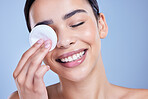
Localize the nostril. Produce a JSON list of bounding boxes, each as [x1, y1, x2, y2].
[[70, 42, 74, 45], [57, 39, 76, 49]]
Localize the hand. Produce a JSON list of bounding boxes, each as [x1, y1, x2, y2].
[[13, 39, 51, 99]]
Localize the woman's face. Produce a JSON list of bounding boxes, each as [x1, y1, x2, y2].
[[29, 0, 107, 82]]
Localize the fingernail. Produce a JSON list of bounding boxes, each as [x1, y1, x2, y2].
[[47, 65, 50, 68], [44, 40, 51, 48], [37, 39, 43, 44], [47, 65, 50, 70]]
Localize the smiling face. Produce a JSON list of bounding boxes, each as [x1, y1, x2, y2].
[[29, 0, 108, 82]]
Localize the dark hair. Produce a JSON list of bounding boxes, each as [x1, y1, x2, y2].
[[24, 0, 100, 32]]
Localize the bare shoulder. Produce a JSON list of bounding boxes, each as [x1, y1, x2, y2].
[[8, 91, 19, 99], [126, 89, 148, 99], [111, 84, 148, 99]]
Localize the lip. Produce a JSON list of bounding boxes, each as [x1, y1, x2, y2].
[[58, 49, 87, 68], [56, 48, 87, 59]]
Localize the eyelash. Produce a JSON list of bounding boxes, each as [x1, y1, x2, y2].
[[70, 21, 85, 28]]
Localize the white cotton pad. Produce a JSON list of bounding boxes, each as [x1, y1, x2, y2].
[[29, 25, 57, 51]]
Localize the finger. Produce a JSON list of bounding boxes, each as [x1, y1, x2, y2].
[[14, 40, 48, 88], [33, 65, 50, 88], [23, 40, 52, 86], [13, 39, 44, 79]]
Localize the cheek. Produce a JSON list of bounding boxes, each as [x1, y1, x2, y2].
[[43, 52, 61, 74], [79, 20, 101, 62], [77, 20, 100, 46], [43, 53, 53, 66]]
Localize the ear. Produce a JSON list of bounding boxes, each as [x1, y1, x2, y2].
[[98, 13, 108, 39]]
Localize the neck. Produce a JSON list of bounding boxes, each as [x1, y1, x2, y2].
[[58, 54, 111, 99]]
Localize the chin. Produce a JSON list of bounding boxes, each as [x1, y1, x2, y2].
[[57, 62, 94, 83]]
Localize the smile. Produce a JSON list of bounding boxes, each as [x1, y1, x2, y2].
[[56, 49, 88, 68]]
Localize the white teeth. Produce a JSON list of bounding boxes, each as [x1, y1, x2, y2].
[[61, 58, 65, 62], [80, 52, 83, 57], [68, 56, 73, 62], [82, 51, 84, 55], [77, 53, 80, 58], [73, 55, 77, 60], [65, 58, 68, 62], [60, 51, 85, 63]]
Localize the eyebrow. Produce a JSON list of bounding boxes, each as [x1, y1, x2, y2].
[[34, 20, 53, 27], [63, 9, 87, 20], [34, 9, 87, 27]]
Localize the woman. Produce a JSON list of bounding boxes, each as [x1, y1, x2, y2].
[[9, 0, 148, 99]]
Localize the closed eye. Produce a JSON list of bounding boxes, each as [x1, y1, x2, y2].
[[70, 22, 85, 28]]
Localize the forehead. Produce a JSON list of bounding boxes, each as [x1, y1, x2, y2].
[[29, 0, 94, 27], [30, 0, 92, 17], [31, 0, 89, 8]]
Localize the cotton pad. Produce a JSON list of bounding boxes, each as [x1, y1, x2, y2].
[[29, 25, 57, 51]]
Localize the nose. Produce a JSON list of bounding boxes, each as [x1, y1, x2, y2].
[[56, 29, 76, 49]]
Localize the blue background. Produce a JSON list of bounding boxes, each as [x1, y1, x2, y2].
[[0, 0, 148, 99]]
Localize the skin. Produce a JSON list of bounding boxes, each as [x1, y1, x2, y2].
[[9, 0, 148, 99]]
